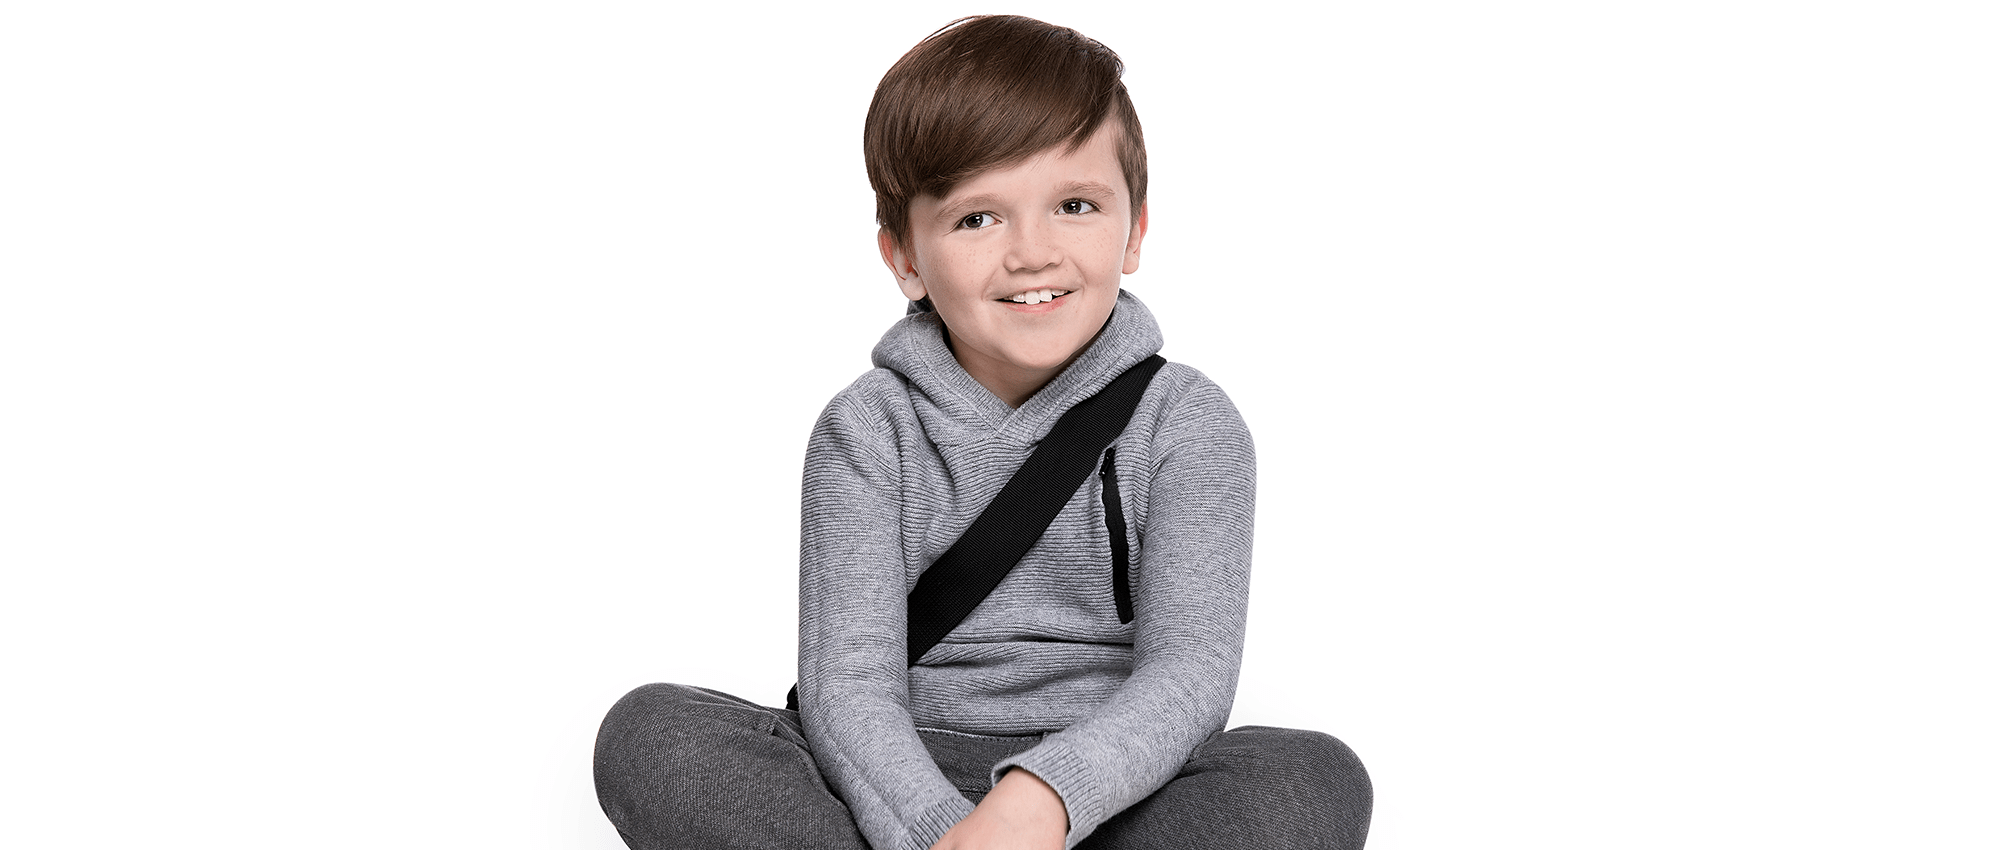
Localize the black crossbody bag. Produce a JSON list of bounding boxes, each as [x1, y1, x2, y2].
[[787, 354, 1166, 712]]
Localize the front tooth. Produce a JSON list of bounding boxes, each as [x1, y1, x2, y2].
[[1013, 293, 1029, 303]]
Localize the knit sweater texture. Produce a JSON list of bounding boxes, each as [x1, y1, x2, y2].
[[796, 291, 1255, 850]]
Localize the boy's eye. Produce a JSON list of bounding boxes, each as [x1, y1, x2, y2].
[[1058, 199, 1098, 215], [959, 212, 995, 229]]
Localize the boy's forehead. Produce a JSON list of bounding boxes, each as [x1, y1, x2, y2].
[[926, 126, 1129, 204]]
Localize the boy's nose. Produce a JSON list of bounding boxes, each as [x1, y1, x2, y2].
[[1003, 219, 1060, 273]]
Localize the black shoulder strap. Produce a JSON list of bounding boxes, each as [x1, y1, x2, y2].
[[904, 354, 1167, 665], [787, 354, 1167, 712]]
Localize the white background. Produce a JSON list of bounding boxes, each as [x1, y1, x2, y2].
[[4, 2, 1995, 847]]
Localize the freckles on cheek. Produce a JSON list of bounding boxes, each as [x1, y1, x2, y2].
[[1096, 237, 1127, 275], [1099, 231, 1130, 261]]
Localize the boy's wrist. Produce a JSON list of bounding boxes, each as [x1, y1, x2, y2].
[[927, 768, 1067, 850], [989, 767, 1069, 832]]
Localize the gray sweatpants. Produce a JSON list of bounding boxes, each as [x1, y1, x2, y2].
[[594, 683, 1372, 850]]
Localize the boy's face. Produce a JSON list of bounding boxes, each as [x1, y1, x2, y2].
[[879, 123, 1148, 407]]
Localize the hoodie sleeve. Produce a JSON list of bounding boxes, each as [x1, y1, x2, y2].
[[990, 376, 1255, 848], [797, 391, 976, 850]]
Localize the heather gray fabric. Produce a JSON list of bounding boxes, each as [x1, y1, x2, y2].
[[595, 684, 870, 850], [797, 291, 1259, 849], [594, 683, 1372, 850]]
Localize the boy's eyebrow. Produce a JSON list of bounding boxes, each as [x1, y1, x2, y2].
[[1053, 180, 1119, 201], [933, 181, 1122, 226]]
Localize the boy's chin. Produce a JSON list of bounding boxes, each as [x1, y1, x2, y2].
[[1007, 342, 1095, 375]]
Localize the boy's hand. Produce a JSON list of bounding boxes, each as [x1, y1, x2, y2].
[[929, 768, 1068, 850]]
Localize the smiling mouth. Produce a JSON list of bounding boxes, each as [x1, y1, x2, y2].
[[1000, 288, 1071, 305]]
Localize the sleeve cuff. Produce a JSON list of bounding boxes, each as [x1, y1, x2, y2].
[[992, 741, 1106, 849], [899, 795, 976, 850]]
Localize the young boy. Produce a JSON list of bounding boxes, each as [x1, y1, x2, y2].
[[595, 15, 1371, 850]]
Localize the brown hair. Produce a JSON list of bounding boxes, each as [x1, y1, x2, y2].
[[865, 15, 1148, 249]]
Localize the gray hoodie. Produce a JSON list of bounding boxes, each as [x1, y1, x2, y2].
[[796, 290, 1255, 850]]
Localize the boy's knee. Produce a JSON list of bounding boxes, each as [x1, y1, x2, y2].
[[1211, 726, 1365, 779], [600, 682, 760, 744], [1279, 728, 1369, 792], [601, 683, 686, 746], [1300, 730, 1372, 819], [607, 682, 698, 721], [595, 684, 770, 830], [596, 684, 725, 779], [1204, 726, 1373, 844]]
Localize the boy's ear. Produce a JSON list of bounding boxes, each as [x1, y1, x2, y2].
[[878, 228, 927, 302], [1122, 202, 1150, 275]]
